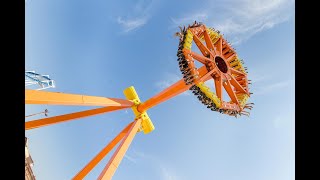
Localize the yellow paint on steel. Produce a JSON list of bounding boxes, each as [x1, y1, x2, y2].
[[123, 86, 155, 134], [196, 82, 221, 108], [200, 28, 220, 44], [183, 29, 193, 50]]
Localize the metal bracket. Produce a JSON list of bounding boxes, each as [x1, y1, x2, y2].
[[123, 86, 155, 134]]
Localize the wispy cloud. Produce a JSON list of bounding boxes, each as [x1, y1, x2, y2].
[[170, 13, 208, 28], [124, 154, 137, 164], [273, 112, 294, 129], [155, 73, 180, 89], [250, 74, 271, 84], [161, 167, 179, 180], [130, 150, 180, 180], [171, 0, 294, 44], [117, 0, 154, 33], [117, 17, 148, 33], [155, 72, 191, 96], [254, 80, 292, 95]]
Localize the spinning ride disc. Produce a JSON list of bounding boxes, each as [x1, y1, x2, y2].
[[176, 21, 253, 117]]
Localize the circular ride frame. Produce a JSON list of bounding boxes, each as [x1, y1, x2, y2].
[[176, 22, 252, 117]]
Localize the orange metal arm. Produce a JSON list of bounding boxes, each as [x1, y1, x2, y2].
[[203, 28, 215, 51], [192, 32, 212, 57], [72, 122, 134, 180], [137, 79, 191, 112], [98, 118, 142, 180], [223, 78, 239, 105], [25, 106, 129, 130], [215, 37, 223, 55], [25, 90, 134, 107], [137, 66, 209, 112], [189, 51, 210, 64], [228, 74, 248, 94], [230, 68, 245, 76]]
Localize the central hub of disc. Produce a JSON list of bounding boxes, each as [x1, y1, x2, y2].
[[215, 56, 228, 73]]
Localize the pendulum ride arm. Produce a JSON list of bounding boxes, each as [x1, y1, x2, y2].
[[137, 65, 211, 112], [26, 90, 134, 107], [25, 106, 129, 130], [25, 90, 134, 130], [72, 119, 142, 180], [97, 118, 142, 180], [72, 122, 134, 180]]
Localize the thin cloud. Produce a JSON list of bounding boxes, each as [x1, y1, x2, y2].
[[254, 80, 292, 95], [117, 0, 154, 33], [124, 154, 137, 164], [170, 13, 208, 28], [161, 166, 179, 180], [248, 69, 273, 84], [170, 0, 294, 44], [155, 73, 191, 96], [117, 17, 148, 33], [273, 112, 294, 129], [215, 0, 294, 44], [155, 73, 180, 89], [132, 149, 147, 158], [130, 150, 180, 180]]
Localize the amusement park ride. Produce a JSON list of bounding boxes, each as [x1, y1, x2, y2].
[[25, 22, 253, 180]]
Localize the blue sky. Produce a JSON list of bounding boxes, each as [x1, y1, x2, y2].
[[25, 0, 295, 179]]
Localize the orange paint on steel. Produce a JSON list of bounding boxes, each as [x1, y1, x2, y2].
[[189, 50, 213, 64], [182, 25, 251, 112], [228, 74, 247, 94], [25, 90, 134, 107], [98, 118, 142, 180], [72, 122, 134, 180], [138, 79, 191, 113], [223, 78, 239, 105], [214, 76, 222, 101], [192, 32, 213, 57], [137, 66, 210, 112], [25, 106, 130, 130], [203, 29, 215, 51]]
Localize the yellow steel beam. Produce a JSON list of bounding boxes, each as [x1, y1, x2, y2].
[[25, 106, 129, 130], [123, 86, 154, 134], [97, 118, 142, 180], [72, 122, 133, 180], [25, 90, 134, 107]]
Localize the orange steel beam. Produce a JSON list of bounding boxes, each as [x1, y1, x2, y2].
[[192, 33, 213, 57], [223, 78, 239, 105], [72, 122, 134, 180], [25, 106, 129, 130], [189, 50, 210, 64], [137, 66, 209, 112], [214, 76, 223, 101], [25, 90, 134, 107], [138, 79, 190, 112], [203, 28, 215, 52], [216, 37, 223, 55], [98, 118, 142, 180]]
